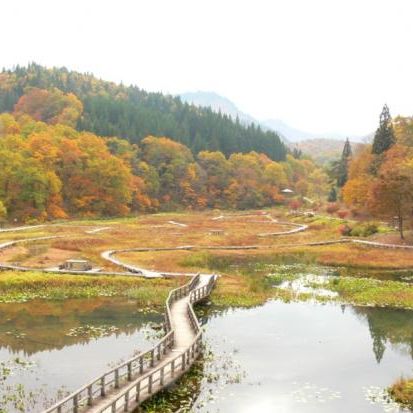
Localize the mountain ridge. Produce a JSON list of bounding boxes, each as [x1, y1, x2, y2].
[[180, 91, 368, 143]]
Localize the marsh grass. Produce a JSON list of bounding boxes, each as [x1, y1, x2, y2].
[[0, 271, 180, 307], [389, 378, 413, 408], [327, 277, 413, 309]]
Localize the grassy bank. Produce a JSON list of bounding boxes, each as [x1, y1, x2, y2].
[[0, 271, 181, 307]]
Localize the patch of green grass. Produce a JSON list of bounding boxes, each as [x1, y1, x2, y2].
[[0, 271, 178, 307], [326, 277, 413, 309]]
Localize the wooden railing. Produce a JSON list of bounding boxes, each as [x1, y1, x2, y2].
[[92, 275, 216, 413], [42, 273, 216, 413]]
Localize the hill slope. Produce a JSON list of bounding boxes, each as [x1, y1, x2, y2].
[[295, 138, 365, 164], [180, 91, 257, 126], [0, 64, 286, 161]]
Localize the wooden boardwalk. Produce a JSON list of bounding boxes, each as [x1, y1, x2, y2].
[[42, 273, 216, 413]]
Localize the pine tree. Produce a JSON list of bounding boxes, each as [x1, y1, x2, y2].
[[372, 104, 395, 155], [327, 186, 337, 202], [292, 147, 302, 159], [337, 138, 352, 187]]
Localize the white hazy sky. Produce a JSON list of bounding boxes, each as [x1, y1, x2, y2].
[[2, 0, 413, 136]]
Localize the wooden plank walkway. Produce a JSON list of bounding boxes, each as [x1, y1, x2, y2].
[[42, 273, 216, 413]]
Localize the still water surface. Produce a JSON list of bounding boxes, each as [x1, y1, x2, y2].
[[192, 301, 413, 413], [0, 297, 162, 412]]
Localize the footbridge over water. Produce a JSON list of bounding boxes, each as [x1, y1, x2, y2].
[[42, 273, 217, 413]]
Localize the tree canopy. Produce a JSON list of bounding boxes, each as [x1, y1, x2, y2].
[[0, 112, 326, 222], [0, 63, 287, 161]]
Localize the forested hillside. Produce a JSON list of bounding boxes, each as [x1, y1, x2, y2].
[[0, 64, 286, 161], [0, 110, 327, 222]]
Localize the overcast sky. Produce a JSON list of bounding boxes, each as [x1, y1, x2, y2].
[[2, 0, 413, 136]]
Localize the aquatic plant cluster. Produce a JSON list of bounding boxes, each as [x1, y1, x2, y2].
[[389, 379, 413, 410], [0, 358, 39, 413], [65, 325, 120, 338]]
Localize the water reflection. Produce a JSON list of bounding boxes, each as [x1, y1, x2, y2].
[[0, 297, 160, 355], [353, 306, 413, 363], [0, 297, 162, 412], [190, 301, 413, 412]]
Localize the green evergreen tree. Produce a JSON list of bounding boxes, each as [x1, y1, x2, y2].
[[337, 138, 352, 187], [292, 147, 302, 159], [372, 104, 395, 155], [327, 186, 337, 202]]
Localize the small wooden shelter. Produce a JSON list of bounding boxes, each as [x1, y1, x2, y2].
[[60, 259, 92, 271]]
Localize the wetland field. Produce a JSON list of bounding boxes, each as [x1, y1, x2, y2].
[[1, 209, 413, 412]]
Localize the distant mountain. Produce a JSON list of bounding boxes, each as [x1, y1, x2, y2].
[[179, 91, 290, 142], [263, 119, 368, 143], [179, 91, 371, 145], [180, 91, 257, 125]]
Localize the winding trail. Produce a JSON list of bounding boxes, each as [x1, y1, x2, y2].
[[43, 273, 217, 413]]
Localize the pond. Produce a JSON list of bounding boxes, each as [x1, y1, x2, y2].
[[191, 301, 413, 412], [0, 297, 162, 412], [2, 266, 413, 413]]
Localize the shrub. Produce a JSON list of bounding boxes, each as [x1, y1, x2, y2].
[[338, 224, 352, 236], [342, 222, 379, 237], [337, 210, 349, 219], [326, 203, 339, 214], [352, 223, 378, 237], [289, 200, 301, 211]]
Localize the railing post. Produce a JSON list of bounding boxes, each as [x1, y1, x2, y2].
[[148, 375, 153, 394], [111, 401, 116, 413], [115, 368, 120, 388], [101, 376, 106, 397], [181, 353, 185, 371], [160, 366, 164, 386], [73, 394, 79, 413], [151, 349, 155, 367], [127, 362, 132, 381], [139, 356, 144, 374], [157, 344, 161, 360], [87, 384, 93, 406], [171, 359, 175, 377], [124, 391, 129, 412], [135, 381, 140, 402]]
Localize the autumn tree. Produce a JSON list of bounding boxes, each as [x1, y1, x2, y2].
[[367, 145, 413, 239], [393, 116, 413, 147], [197, 151, 230, 208], [140, 136, 196, 208], [342, 145, 375, 211], [14, 87, 83, 127]]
